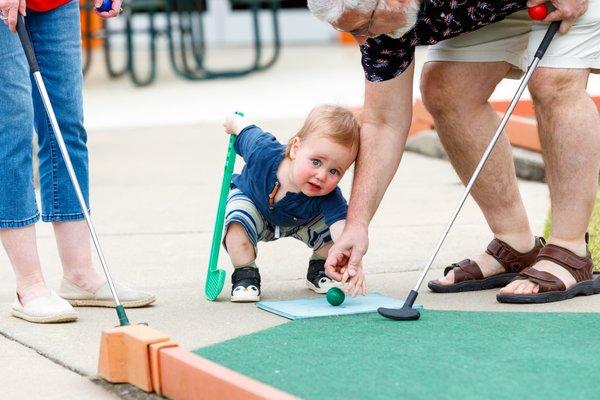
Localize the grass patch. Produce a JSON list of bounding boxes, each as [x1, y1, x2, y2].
[[544, 190, 600, 268]]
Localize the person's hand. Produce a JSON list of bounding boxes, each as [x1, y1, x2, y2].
[[223, 113, 247, 135], [0, 0, 25, 33], [93, 0, 124, 19], [342, 261, 367, 297], [527, 0, 588, 33], [324, 222, 368, 283]]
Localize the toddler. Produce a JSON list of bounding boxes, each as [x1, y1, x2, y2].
[[222, 105, 362, 302]]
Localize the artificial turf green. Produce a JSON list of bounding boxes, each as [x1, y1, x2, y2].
[[194, 310, 600, 400]]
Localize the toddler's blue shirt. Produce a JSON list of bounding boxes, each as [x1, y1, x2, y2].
[[231, 125, 348, 228]]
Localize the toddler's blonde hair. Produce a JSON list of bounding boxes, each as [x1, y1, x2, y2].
[[285, 105, 360, 158]]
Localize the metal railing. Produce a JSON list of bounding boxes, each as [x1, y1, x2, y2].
[[81, 0, 282, 86]]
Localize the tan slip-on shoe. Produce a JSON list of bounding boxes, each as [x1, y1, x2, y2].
[[58, 278, 156, 308], [11, 291, 78, 323]]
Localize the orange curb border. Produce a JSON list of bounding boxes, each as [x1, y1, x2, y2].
[[149, 340, 179, 396], [98, 324, 170, 392], [160, 347, 300, 400], [98, 324, 299, 400]]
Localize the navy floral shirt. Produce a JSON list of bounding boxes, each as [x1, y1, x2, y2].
[[361, 0, 528, 82]]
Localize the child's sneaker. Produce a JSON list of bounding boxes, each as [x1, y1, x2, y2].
[[231, 267, 261, 302], [306, 259, 338, 294]]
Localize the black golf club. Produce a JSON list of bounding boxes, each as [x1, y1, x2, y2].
[[15, 14, 130, 326], [378, 20, 561, 321]]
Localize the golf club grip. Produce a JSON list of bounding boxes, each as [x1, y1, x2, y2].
[[535, 21, 560, 59], [15, 15, 39, 73]]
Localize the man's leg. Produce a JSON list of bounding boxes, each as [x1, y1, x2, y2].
[[500, 68, 600, 295], [420, 61, 536, 284]]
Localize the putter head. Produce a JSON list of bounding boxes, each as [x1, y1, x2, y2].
[[377, 305, 420, 321], [377, 289, 421, 321], [204, 268, 226, 301]]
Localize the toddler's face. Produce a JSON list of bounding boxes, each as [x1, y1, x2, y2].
[[289, 135, 356, 197]]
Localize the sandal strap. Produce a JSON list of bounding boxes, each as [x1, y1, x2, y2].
[[536, 244, 593, 282], [444, 259, 483, 283], [515, 241, 594, 293], [485, 236, 545, 273], [518, 268, 566, 292]]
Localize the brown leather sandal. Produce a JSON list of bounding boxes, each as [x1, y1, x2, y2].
[[428, 237, 545, 293], [497, 237, 599, 304]]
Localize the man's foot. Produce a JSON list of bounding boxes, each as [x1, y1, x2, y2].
[[306, 259, 338, 294], [497, 238, 600, 303], [59, 278, 156, 308], [428, 237, 545, 293], [231, 267, 261, 302], [12, 290, 78, 324]]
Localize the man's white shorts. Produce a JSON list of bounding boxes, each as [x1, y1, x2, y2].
[[426, 1, 600, 77]]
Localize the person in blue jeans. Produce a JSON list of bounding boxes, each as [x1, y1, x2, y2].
[[0, 0, 155, 323], [222, 105, 365, 302]]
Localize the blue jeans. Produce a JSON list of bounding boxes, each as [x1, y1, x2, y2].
[[0, 0, 89, 228]]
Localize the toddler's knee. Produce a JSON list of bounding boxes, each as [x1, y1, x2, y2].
[[224, 223, 253, 252], [315, 243, 332, 258]]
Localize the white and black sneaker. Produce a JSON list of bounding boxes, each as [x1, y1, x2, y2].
[[306, 259, 338, 294], [231, 267, 261, 302]]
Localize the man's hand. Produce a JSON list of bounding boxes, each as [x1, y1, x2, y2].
[[94, 0, 123, 19], [527, 0, 588, 33], [342, 261, 367, 297], [1, 0, 25, 33], [324, 222, 368, 290]]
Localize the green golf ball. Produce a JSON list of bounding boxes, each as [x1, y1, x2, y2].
[[326, 287, 345, 306]]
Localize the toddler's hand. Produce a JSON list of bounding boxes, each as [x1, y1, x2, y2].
[[223, 113, 248, 135]]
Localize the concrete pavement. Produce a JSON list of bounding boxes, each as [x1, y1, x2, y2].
[[0, 121, 556, 397], [1, 43, 598, 398], [0, 334, 118, 400]]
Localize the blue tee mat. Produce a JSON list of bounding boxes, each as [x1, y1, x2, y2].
[[256, 292, 421, 319]]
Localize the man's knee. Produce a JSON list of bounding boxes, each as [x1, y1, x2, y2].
[[420, 62, 498, 116], [529, 68, 589, 108], [420, 63, 456, 115]]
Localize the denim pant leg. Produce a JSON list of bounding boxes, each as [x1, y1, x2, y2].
[[28, 0, 90, 222], [0, 21, 39, 228]]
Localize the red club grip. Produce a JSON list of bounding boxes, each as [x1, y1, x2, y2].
[[528, 4, 549, 20]]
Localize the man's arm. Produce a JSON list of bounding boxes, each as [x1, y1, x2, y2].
[[350, 61, 415, 227], [325, 61, 416, 279], [329, 219, 345, 242]]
